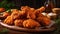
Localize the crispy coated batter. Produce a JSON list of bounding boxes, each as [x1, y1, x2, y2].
[[21, 6, 30, 11], [0, 8, 5, 12], [42, 16, 51, 26], [37, 14, 50, 26], [27, 8, 36, 19], [38, 6, 45, 12], [21, 6, 36, 19], [34, 6, 45, 16], [23, 19, 40, 28], [3, 6, 51, 28], [36, 14, 45, 22], [14, 19, 24, 27], [3, 12, 10, 18], [4, 16, 14, 25], [11, 10, 20, 19]]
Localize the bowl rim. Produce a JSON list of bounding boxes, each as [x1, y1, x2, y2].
[[52, 8, 60, 11]]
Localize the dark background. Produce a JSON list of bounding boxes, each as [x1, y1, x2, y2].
[[0, 0, 60, 8], [10, 0, 60, 8]]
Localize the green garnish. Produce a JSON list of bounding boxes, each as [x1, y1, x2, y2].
[[0, 28, 9, 34]]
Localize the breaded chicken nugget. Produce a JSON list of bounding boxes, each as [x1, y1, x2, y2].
[[14, 19, 24, 27], [4, 16, 14, 25], [23, 19, 41, 28]]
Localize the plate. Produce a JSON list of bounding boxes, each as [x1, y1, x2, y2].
[[0, 20, 56, 32]]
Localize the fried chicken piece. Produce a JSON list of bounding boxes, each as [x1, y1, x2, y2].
[[3, 12, 10, 18], [21, 6, 30, 11], [20, 6, 31, 19], [0, 8, 5, 12], [34, 6, 45, 16], [11, 10, 20, 19], [19, 11, 25, 15], [30, 8, 35, 12], [37, 14, 51, 26], [19, 11, 27, 16], [36, 14, 45, 22], [27, 11, 36, 19], [38, 6, 45, 12], [21, 6, 36, 19], [23, 19, 41, 28], [14, 19, 24, 27], [27, 8, 36, 19], [42, 16, 51, 26], [4, 16, 14, 25]]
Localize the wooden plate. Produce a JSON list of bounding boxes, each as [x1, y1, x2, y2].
[[0, 20, 56, 32]]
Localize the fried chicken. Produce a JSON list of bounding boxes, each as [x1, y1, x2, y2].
[[38, 6, 45, 12], [34, 6, 45, 16], [3, 12, 10, 18], [4, 16, 14, 25], [23, 19, 41, 28], [11, 10, 20, 19], [21, 6, 30, 11], [19, 11, 27, 19], [42, 16, 51, 26], [37, 14, 51, 26], [0, 8, 5, 12], [14, 19, 24, 27], [27, 8, 36, 19], [21, 6, 36, 19], [3, 6, 51, 29], [36, 14, 45, 22], [27, 11, 36, 19]]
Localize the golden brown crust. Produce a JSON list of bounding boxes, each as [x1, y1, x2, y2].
[[38, 6, 45, 12], [14, 19, 24, 27], [3, 12, 10, 18], [0, 8, 5, 12], [42, 16, 51, 26], [3, 6, 51, 28], [4, 16, 14, 25], [34, 6, 45, 16], [27, 11, 36, 19], [23, 19, 41, 28], [11, 10, 20, 19], [37, 14, 50, 26], [21, 6, 30, 11]]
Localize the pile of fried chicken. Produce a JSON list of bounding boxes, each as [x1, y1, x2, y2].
[[1, 6, 51, 29]]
